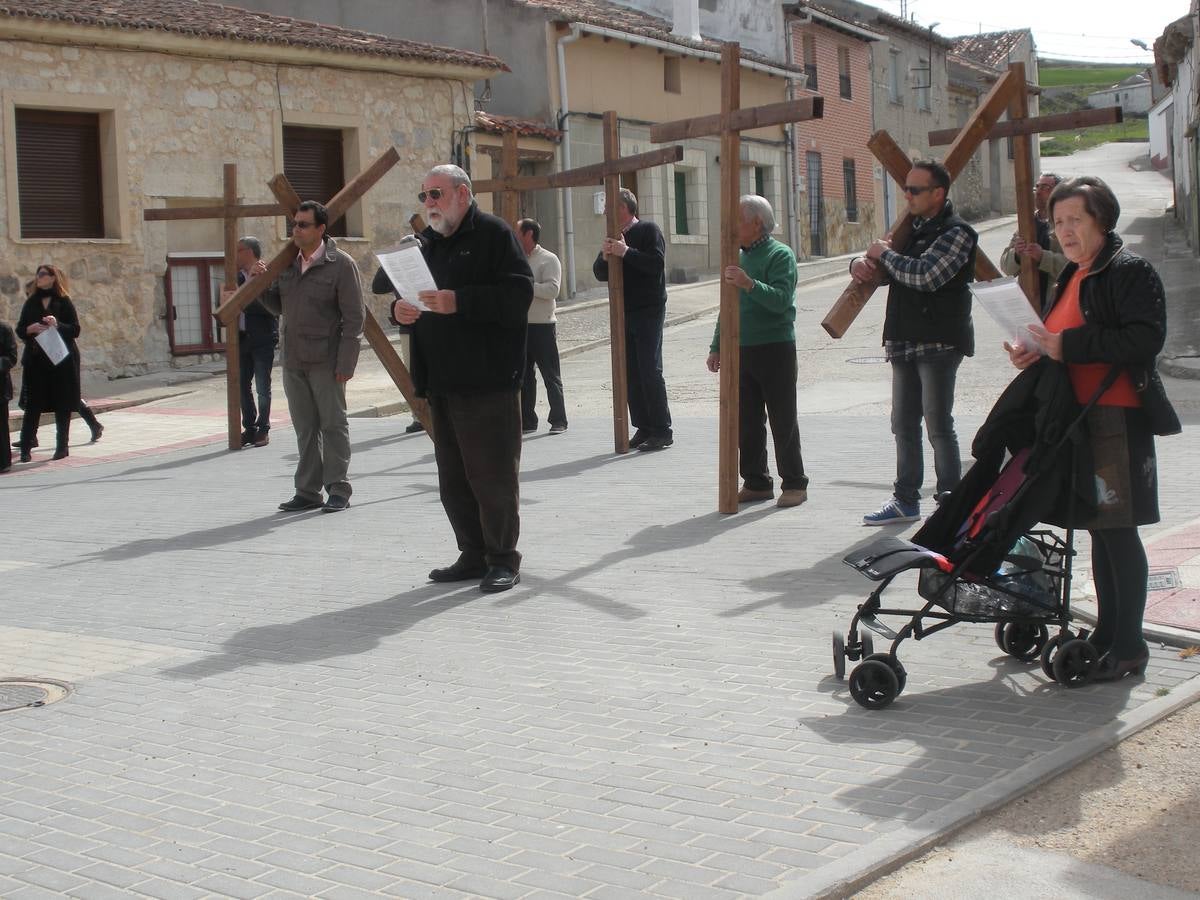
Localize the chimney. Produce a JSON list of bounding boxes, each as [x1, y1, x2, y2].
[[672, 0, 701, 42]]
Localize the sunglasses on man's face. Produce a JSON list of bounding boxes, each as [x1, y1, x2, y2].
[[293, 221, 317, 230], [902, 185, 934, 195], [418, 188, 447, 203]]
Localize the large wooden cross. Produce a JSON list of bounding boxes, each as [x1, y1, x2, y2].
[[823, 64, 1124, 335], [648, 42, 824, 514], [928, 63, 1122, 305], [821, 67, 1024, 338], [471, 119, 684, 453], [143, 164, 288, 449], [213, 147, 434, 438]]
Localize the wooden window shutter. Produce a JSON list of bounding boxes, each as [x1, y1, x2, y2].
[[282, 125, 347, 237], [16, 109, 104, 239]]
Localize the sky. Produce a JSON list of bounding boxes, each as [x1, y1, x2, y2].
[[870, 0, 1187, 64]]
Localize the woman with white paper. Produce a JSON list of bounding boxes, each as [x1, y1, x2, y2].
[[1004, 176, 1179, 684], [15, 265, 81, 461]]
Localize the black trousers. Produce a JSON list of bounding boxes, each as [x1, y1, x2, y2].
[[626, 306, 672, 438], [239, 334, 276, 434], [521, 323, 567, 429], [1, 397, 10, 470], [430, 390, 523, 571], [739, 341, 807, 492]]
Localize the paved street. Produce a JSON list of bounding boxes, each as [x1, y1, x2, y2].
[[2, 141, 1199, 899]]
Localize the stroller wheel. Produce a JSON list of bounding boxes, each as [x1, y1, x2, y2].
[[993, 623, 1008, 652], [999, 622, 1049, 662], [1052, 638, 1099, 688], [832, 631, 846, 680], [849, 659, 900, 710], [1040, 634, 1066, 680], [860, 632, 875, 660], [864, 653, 907, 694]]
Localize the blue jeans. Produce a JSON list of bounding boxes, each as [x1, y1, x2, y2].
[[239, 336, 276, 434], [890, 353, 963, 505]]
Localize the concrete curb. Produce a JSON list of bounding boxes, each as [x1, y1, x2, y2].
[[1159, 356, 1200, 381], [768, 671, 1200, 900]]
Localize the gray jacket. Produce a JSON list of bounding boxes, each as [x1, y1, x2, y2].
[[261, 237, 364, 376]]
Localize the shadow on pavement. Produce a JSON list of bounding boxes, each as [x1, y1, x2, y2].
[[162, 583, 480, 680]]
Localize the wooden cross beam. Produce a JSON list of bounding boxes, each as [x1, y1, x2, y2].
[[648, 42, 824, 514], [143, 163, 289, 449], [821, 66, 1022, 338], [470, 120, 684, 454], [209, 147, 435, 439], [262, 172, 433, 434], [931, 79, 1123, 308]]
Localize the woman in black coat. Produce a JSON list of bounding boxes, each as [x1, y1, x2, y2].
[[1006, 176, 1179, 683], [0, 318, 16, 473], [16, 264, 81, 461]]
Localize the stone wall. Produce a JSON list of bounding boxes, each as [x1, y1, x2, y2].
[[0, 38, 473, 379]]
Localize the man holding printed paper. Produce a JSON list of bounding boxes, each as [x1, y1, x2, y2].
[[392, 165, 534, 594], [850, 160, 977, 526]]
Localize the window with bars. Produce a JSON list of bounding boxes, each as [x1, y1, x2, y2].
[[15, 109, 104, 239], [838, 47, 852, 100], [916, 58, 931, 111], [282, 125, 348, 237], [802, 34, 818, 91], [843, 159, 858, 223]]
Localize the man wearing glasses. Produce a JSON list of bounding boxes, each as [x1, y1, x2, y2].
[[1000, 172, 1067, 311], [392, 165, 533, 593], [261, 200, 365, 514], [850, 160, 977, 525]]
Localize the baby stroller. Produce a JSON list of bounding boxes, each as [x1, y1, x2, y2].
[[833, 360, 1115, 710]]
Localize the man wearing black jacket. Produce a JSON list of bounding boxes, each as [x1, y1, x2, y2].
[[851, 161, 977, 526], [392, 165, 534, 593], [593, 188, 673, 451]]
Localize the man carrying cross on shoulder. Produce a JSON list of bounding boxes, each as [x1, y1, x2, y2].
[[850, 160, 977, 526]]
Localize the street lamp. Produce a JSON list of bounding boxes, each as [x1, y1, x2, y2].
[[1131, 38, 1150, 51]]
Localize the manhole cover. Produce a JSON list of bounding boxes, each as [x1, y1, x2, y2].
[[1147, 569, 1181, 592], [0, 679, 71, 713], [846, 355, 889, 365]]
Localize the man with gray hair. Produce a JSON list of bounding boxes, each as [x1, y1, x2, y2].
[[1000, 171, 1068, 310], [235, 235, 278, 447], [393, 164, 534, 593], [706, 195, 807, 508]]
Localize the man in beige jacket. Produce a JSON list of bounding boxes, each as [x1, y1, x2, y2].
[[517, 218, 567, 434], [260, 200, 365, 513]]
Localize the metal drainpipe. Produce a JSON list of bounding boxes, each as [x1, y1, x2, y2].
[[556, 24, 583, 297], [784, 19, 801, 256]]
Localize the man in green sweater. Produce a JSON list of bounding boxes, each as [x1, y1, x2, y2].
[[706, 195, 808, 508]]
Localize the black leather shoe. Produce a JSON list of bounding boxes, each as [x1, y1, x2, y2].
[[240, 428, 256, 447], [19, 449, 31, 463], [14, 437, 38, 449], [429, 559, 488, 582], [322, 494, 350, 513], [637, 435, 673, 452], [90, 422, 104, 443], [480, 565, 520, 593], [53, 447, 69, 460], [1093, 649, 1150, 682], [278, 495, 323, 512], [629, 430, 647, 448], [404, 420, 425, 434]]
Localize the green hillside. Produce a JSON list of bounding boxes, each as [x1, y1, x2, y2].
[[1039, 65, 1144, 88]]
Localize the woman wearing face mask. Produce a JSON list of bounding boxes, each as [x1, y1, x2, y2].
[[15, 265, 81, 461], [1005, 176, 1180, 683]]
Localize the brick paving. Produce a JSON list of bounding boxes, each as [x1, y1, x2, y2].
[[2, 411, 1198, 899]]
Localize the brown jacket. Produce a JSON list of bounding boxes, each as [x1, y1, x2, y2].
[[261, 237, 364, 376]]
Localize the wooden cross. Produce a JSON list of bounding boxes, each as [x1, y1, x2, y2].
[[471, 119, 684, 453], [143, 163, 288, 449], [928, 66, 1123, 306], [821, 66, 1025, 338], [213, 146, 435, 437], [648, 42, 824, 514]]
